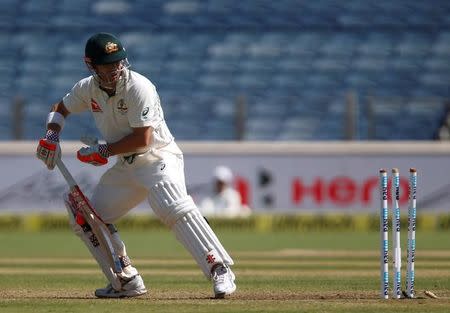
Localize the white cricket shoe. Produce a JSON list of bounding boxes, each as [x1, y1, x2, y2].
[[212, 264, 236, 298], [95, 274, 147, 298]]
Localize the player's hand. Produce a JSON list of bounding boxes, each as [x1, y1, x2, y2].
[[36, 130, 61, 170], [77, 144, 110, 166]]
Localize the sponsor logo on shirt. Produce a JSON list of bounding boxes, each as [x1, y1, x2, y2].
[[117, 99, 128, 115], [91, 99, 102, 112], [142, 107, 149, 119]]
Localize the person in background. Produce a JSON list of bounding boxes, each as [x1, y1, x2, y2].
[[200, 166, 250, 217]]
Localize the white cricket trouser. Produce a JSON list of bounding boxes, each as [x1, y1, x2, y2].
[[90, 142, 234, 278], [91, 144, 186, 223]]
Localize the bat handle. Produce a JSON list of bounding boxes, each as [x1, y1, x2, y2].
[[56, 158, 78, 189]]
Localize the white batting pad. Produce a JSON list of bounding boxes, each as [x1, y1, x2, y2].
[[64, 194, 122, 290], [173, 210, 234, 278], [149, 181, 194, 226], [149, 181, 234, 278]]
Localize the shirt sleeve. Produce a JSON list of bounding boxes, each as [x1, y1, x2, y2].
[[62, 79, 90, 113], [127, 83, 163, 129]]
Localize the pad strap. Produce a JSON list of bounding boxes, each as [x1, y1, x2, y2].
[[46, 111, 65, 130]]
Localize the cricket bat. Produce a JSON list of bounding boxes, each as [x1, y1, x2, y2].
[[56, 158, 123, 281]]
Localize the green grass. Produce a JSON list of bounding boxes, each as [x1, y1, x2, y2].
[[0, 230, 449, 312]]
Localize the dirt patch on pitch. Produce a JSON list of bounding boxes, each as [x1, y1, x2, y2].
[[3, 289, 448, 302], [0, 288, 388, 301]]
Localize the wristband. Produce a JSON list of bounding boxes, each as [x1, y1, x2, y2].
[[46, 111, 65, 130], [98, 144, 111, 158], [45, 129, 60, 142]]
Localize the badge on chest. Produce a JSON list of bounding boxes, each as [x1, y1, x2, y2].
[[116, 99, 128, 115]]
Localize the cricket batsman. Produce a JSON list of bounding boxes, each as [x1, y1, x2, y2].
[[36, 32, 236, 298]]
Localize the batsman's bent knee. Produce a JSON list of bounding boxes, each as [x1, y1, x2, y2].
[[148, 181, 195, 227]]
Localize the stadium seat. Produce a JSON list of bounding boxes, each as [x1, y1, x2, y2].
[[2, 0, 450, 141]]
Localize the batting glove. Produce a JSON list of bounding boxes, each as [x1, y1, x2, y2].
[[77, 144, 110, 166], [36, 130, 61, 170]]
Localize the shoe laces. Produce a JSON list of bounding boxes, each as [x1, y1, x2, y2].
[[212, 265, 228, 282]]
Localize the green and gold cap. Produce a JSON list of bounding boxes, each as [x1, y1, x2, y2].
[[84, 32, 127, 65]]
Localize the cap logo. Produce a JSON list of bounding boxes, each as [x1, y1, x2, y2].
[[105, 42, 119, 54]]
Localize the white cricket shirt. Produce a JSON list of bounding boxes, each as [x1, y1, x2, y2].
[[63, 70, 174, 155]]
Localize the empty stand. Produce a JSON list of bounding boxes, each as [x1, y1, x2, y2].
[[1, 0, 450, 141]]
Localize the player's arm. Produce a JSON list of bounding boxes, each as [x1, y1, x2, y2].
[[77, 126, 153, 166], [36, 101, 71, 170], [47, 101, 71, 132], [107, 126, 152, 156]]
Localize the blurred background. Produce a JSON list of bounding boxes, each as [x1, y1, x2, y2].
[[1, 0, 450, 142], [1, 4, 450, 307], [0, 0, 450, 218]]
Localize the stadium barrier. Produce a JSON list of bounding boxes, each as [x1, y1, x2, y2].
[[0, 213, 449, 232], [1, 141, 450, 214]]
